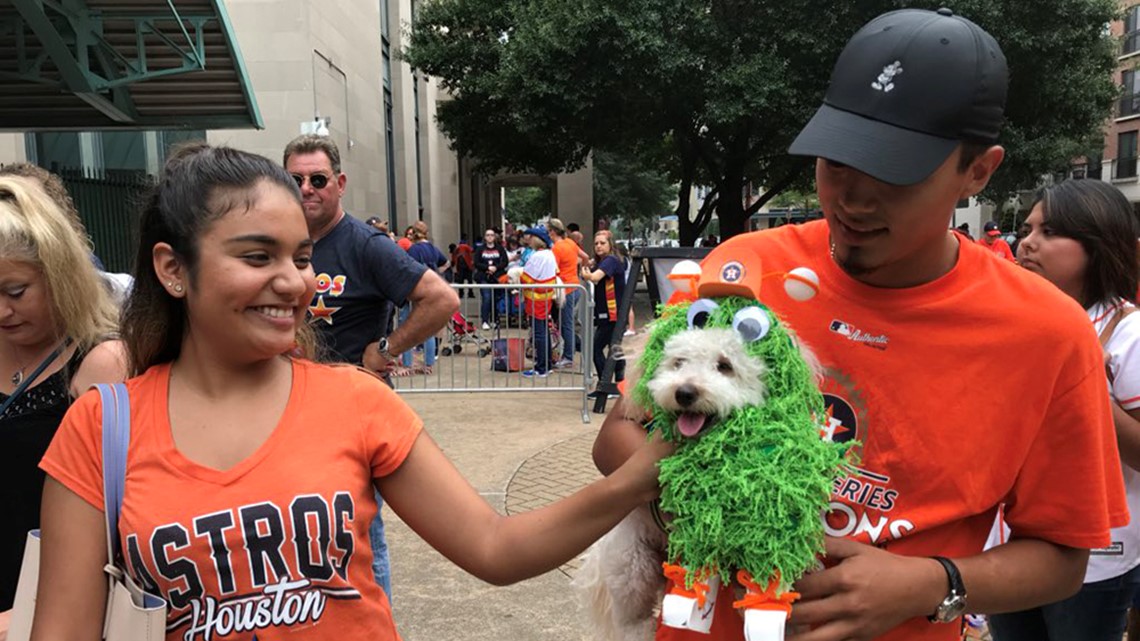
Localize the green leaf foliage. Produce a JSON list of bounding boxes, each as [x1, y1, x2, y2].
[[593, 149, 675, 227], [405, 0, 1119, 239], [502, 185, 552, 226]]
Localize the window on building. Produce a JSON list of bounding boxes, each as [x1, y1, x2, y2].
[[28, 129, 203, 175], [1122, 69, 1140, 117], [381, 0, 397, 228], [413, 74, 423, 219], [1118, 131, 1138, 179], [1074, 155, 1104, 180], [1088, 154, 1103, 180], [1126, 5, 1140, 55]]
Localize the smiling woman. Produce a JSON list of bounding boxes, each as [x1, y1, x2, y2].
[[30, 144, 673, 641]]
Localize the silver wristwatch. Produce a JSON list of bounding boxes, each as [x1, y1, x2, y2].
[[928, 556, 967, 623], [376, 337, 396, 361]]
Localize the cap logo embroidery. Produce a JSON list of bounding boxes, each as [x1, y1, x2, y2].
[[871, 61, 903, 93], [720, 261, 745, 283]]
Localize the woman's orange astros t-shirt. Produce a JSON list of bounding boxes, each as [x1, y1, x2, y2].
[[654, 220, 1128, 641], [40, 359, 422, 641]]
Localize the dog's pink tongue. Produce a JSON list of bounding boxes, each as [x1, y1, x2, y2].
[[677, 413, 706, 438]]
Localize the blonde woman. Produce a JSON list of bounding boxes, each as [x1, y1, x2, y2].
[[0, 176, 127, 630], [579, 230, 627, 388]]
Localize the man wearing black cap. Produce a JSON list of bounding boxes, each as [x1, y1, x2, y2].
[[594, 8, 1125, 641], [978, 221, 1015, 261]]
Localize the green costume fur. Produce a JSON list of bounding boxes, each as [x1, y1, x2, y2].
[[632, 296, 854, 591]]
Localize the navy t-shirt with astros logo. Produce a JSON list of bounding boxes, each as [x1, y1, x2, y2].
[[309, 214, 426, 364]]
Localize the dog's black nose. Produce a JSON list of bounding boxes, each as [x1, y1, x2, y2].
[[675, 384, 698, 408]]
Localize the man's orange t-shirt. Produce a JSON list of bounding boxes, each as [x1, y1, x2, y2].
[[552, 237, 581, 285], [656, 220, 1127, 641], [41, 360, 422, 641], [977, 236, 1015, 261]]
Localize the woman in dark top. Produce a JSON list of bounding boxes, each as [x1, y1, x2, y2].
[[0, 175, 126, 624], [473, 229, 509, 329], [579, 230, 626, 388]]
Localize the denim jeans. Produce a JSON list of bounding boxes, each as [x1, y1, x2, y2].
[[532, 316, 551, 373], [398, 303, 436, 368], [480, 287, 503, 323], [559, 289, 580, 362], [593, 320, 625, 383], [370, 490, 392, 599], [989, 563, 1140, 641]]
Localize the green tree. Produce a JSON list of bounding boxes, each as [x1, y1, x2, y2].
[[405, 0, 1119, 244], [502, 185, 552, 227], [593, 148, 674, 233]]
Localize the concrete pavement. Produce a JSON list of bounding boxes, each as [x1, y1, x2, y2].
[[386, 283, 651, 641], [388, 391, 605, 641]]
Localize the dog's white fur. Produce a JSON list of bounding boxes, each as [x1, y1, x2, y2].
[[573, 327, 772, 641], [647, 329, 767, 419]]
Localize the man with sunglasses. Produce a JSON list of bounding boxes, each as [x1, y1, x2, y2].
[[283, 134, 458, 601]]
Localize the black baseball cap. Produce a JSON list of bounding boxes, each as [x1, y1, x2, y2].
[[789, 8, 1008, 186], [983, 220, 1001, 236]]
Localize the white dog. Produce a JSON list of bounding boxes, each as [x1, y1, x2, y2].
[[573, 327, 775, 641]]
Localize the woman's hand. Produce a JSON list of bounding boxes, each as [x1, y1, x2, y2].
[[619, 430, 675, 502]]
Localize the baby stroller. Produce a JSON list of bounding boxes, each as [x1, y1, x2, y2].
[[439, 311, 493, 357]]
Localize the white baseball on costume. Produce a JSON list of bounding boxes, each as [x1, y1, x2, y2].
[[669, 260, 702, 293], [783, 267, 819, 301]]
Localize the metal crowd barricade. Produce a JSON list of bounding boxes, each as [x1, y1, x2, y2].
[[390, 281, 594, 424]]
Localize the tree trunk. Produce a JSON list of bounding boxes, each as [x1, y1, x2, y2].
[[674, 139, 699, 246], [716, 164, 748, 240], [675, 177, 695, 247]]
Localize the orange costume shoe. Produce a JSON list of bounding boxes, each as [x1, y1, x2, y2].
[[660, 562, 720, 634], [733, 570, 799, 641]]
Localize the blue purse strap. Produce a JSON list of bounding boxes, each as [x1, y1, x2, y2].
[[95, 383, 130, 565]]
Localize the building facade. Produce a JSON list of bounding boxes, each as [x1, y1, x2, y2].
[[1071, 1, 1140, 207], [0, 0, 591, 247]]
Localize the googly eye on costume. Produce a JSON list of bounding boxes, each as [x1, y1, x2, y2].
[[687, 299, 720, 329], [732, 306, 771, 342]]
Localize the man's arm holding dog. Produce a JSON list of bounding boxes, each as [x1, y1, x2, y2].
[[788, 537, 1087, 641], [594, 399, 1088, 641]]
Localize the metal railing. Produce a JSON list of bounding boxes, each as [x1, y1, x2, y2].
[[1120, 93, 1140, 119], [390, 282, 594, 424], [55, 167, 154, 273]]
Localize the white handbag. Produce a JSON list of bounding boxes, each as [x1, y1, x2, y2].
[[8, 383, 167, 640]]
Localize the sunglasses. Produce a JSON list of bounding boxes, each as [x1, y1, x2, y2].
[[292, 173, 331, 189]]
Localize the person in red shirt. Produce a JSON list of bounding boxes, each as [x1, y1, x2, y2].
[[978, 221, 1015, 261], [396, 230, 413, 251], [548, 218, 588, 369], [452, 237, 475, 296], [591, 8, 1126, 641]]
